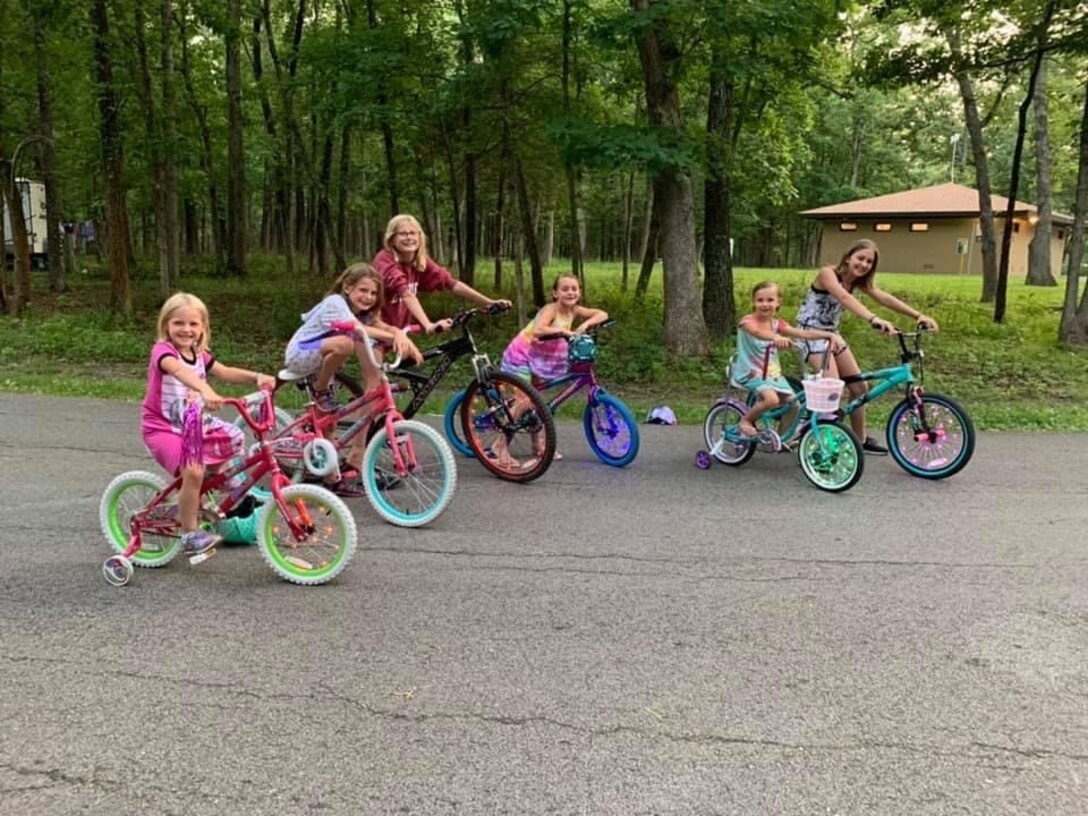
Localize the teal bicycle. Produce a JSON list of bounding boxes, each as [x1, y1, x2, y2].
[[697, 346, 865, 492], [700, 328, 974, 484]]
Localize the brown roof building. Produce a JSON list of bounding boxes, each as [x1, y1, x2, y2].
[[800, 183, 1071, 279]]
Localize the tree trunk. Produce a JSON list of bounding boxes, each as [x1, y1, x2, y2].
[[621, 169, 634, 291], [335, 126, 350, 269], [160, 0, 180, 287], [1026, 58, 1055, 286], [1059, 76, 1088, 348], [365, 0, 398, 214], [178, 0, 224, 270], [32, 14, 65, 293], [947, 27, 999, 304], [702, 55, 736, 343], [225, 0, 246, 276], [134, 0, 170, 297], [514, 154, 545, 307], [995, 3, 1054, 323], [493, 164, 506, 289], [630, 0, 708, 355], [634, 183, 660, 301], [462, 150, 477, 284], [91, 0, 132, 314]]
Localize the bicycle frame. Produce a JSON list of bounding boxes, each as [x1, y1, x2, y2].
[[836, 332, 923, 420], [122, 392, 316, 560], [535, 360, 600, 413]]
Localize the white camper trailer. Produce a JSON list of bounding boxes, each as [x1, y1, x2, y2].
[[2, 178, 49, 269]]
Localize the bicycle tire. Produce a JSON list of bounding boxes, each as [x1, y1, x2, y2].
[[255, 483, 357, 585], [460, 372, 556, 483], [442, 388, 475, 457], [886, 393, 975, 479], [99, 471, 180, 567], [797, 422, 864, 493], [702, 400, 756, 466], [362, 419, 457, 527], [582, 392, 640, 467]]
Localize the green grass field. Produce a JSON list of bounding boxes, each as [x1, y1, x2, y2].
[[1, 256, 1085, 430]]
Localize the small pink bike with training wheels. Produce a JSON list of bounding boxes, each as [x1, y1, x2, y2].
[[99, 389, 358, 587]]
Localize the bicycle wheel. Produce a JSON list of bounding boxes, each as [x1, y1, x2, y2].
[[797, 422, 864, 493], [702, 400, 756, 466], [442, 388, 475, 457], [460, 372, 556, 483], [886, 392, 975, 479], [582, 392, 639, 467], [255, 483, 357, 585], [362, 419, 457, 527], [99, 471, 180, 567]]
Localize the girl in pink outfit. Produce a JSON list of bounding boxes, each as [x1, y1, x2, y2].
[[141, 293, 276, 558], [497, 274, 608, 464], [373, 214, 510, 332]]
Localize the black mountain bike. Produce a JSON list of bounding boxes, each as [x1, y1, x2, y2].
[[335, 305, 557, 483]]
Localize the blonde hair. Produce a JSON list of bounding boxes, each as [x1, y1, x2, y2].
[[328, 262, 384, 314], [157, 292, 211, 353], [383, 214, 429, 273], [835, 239, 880, 290]]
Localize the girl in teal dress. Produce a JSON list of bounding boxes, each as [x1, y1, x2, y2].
[[733, 281, 844, 438]]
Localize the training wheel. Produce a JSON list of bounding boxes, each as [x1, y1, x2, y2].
[[302, 438, 339, 477], [695, 450, 712, 470], [102, 555, 134, 587]]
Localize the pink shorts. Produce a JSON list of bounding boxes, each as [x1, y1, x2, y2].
[[143, 417, 244, 476]]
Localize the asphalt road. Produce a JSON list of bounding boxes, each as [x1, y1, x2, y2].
[[1, 393, 1086, 815]]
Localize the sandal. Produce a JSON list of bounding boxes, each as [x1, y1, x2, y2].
[[329, 478, 366, 498]]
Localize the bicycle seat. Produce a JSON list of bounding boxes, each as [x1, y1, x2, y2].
[[278, 369, 308, 383]]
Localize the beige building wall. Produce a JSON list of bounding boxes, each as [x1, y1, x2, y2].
[[816, 217, 1064, 279]]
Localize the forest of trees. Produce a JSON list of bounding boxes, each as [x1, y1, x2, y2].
[[1, 0, 1087, 352]]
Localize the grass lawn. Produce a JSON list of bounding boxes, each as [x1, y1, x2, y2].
[[1, 256, 1086, 430]]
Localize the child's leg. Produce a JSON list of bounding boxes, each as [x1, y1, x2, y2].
[[314, 335, 354, 391], [353, 339, 385, 393], [741, 389, 780, 436], [178, 463, 204, 532]]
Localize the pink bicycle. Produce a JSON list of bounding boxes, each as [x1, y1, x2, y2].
[[100, 390, 358, 587]]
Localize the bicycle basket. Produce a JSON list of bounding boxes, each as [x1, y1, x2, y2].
[[568, 334, 598, 363]]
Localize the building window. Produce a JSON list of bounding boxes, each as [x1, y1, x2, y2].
[[874, 223, 892, 233], [1057, 229, 1065, 241], [1013, 222, 1020, 233], [838, 222, 858, 232], [910, 222, 929, 232]]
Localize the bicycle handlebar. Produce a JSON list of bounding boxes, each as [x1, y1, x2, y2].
[[535, 319, 616, 342], [228, 389, 276, 435]]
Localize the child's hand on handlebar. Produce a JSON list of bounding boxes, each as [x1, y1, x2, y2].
[[828, 333, 846, 353], [916, 314, 939, 332], [773, 335, 792, 349], [393, 330, 424, 364], [487, 299, 512, 313], [255, 373, 277, 391], [425, 318, 453, 334], [870, 316, 897, 334]]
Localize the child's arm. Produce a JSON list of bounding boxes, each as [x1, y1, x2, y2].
[[209, 360, 276, 392], [161, 356, 225, 409], [863, 284, 939, 331], [366, 318, 423, 363], [529, 304, 562, 338], [740, 317, 792, 349], [572, 306, 609, 334], [781, 324, 845, 352]]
